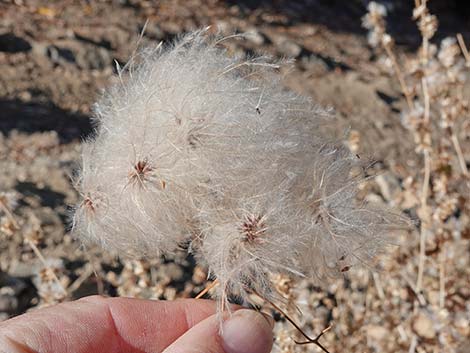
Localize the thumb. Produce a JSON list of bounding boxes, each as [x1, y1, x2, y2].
[[163, 309, 274, 353]]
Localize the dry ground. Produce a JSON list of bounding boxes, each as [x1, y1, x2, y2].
[[0, 1, 469, 352]]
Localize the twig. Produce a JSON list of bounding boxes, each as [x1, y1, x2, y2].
[[409, 334, 418, 353], [416, 150, 431, 295], [195, 278, 219, 299], [453, 34, 470, 184], [67, 263, 94, 295], [252, 290, 332, 353], [28, 240, 67, 295], [401, 272, 427, 306], [0, 200, 19, 229], [372, 272, 385, 300], [416, 24, 432, 295], [383, 43, 414, 110], [456, 33, 470, 65], [450, 129, 469, 177], [91, 258, 105, 295], [397, 325, 409, 342], [439, 251, 446, 310], [421, 79, 430, 124]]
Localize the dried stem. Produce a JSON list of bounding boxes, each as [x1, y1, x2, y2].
[[91, 259, 105, 296], [28, 240, 67, 295], [409, 335, 418, 353], [456, 33, 470, 65], [415, 218, 428, 294], [372, 272, 385, 300], [416, 86, 431, 295], [415, 107, 431, 294], [383, 43, 414, 110], [252, 289, 332, 353], [195, 278, 220, 299], [450, 129, 469, 177], [438, 251, 446, 310], [454, 34, 470, 184], [416, 11, 432, 295], [0, 198, 67, 296], [0, 200, 19, 229], [67, 263, 95, 294]]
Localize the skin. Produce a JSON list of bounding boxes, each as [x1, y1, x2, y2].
[[0, 296, 274, 353]]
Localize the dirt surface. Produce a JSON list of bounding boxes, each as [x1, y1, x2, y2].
[[1, 1, 469, 353]]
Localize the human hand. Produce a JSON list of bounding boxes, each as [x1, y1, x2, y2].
[[0, 296, 274, 353]]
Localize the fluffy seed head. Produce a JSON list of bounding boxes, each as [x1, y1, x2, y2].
[[72, 29, 398, 315]]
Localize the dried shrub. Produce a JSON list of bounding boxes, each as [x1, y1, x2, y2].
[[363, 1, 470, 352]]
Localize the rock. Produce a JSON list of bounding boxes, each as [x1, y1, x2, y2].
[[275, 37, 302, 58], [31, 41, 48, 56], [367, 325, 389, 341], [244, 28, 265, 46], [74, 30, 112, 50], [457, 339, 470, 353], [0, 273, 27, 294], [39, 39, 112, 70], [74, 27, 130, 51], [0, 275, 23, 314], [375, 173, 400, 202], [47, 45, 76, 65], [0, 293, 18, 312], [215, 20, 232, 35], [413, 312, 436, 340], [8, 260, 39, 277], [192, 265, 207, 285], [164, 262, 184, 281], [143, 23, 165, 41], [299, 54, 329, 74], [0, 33, 31, 53], [76, 46, 111, 70], [160, 22, 181, 35]]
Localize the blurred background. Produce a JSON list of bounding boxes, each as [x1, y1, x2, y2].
[[0, 1, 469, 352]]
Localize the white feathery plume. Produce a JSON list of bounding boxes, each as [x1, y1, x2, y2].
[[72, 29, 397, 318]]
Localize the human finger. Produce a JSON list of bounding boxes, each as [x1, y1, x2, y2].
[[0, 296, 217, 353], [163, 309, 274, 353]]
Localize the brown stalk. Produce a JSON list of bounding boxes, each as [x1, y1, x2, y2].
[[450, 131, 469, 177], [251, 289, 332, 353], [195, 279, 220, 299], [383, 43, 414, 110], [415, 1, 432, 297], [456, 33, 470, 65], [453, 34, 470, 183]]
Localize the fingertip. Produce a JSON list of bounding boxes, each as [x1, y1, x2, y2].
[[221, 309, 274, 353], [260, 312, 275, 329]]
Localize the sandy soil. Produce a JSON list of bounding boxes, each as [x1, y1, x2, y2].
[[1, 1, 469, 352]]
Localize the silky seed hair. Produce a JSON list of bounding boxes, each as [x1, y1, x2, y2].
[[72, 29, 396, 316]]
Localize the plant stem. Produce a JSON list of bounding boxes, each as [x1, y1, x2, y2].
[[383, 43, 414, 110]]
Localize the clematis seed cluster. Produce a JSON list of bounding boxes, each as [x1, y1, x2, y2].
[[73, 30, 394, 314]]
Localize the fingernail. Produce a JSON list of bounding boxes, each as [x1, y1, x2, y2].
[[221, 309, 274, 353]]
